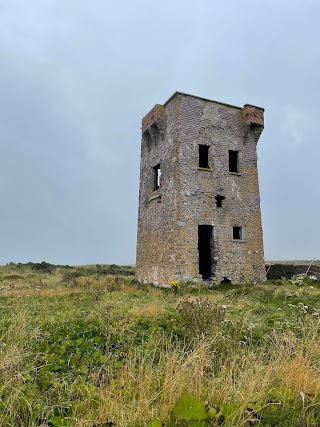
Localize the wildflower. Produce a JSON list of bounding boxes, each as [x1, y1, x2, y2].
[[170, 280, 180, 289], [297, 302, 309, 314], [289, 274, 305, 286]]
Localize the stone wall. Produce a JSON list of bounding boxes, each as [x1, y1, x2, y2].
[[266, 264, 320, 280], [136, 97, 179, 285]]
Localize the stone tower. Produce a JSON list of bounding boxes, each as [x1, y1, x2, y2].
[[136, 92, 266, 285]]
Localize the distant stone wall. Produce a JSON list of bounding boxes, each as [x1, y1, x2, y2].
[[266, 264, 320, 280]]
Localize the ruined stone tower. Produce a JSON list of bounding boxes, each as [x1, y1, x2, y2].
[[136, 92, 266, 285]]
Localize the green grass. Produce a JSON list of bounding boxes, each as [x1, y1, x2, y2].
[[0, 264, 319, 426]]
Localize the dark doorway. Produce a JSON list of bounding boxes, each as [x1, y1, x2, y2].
[[198, 225, 213, 279]]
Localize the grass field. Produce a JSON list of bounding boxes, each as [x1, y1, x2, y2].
[[0, 263, 319, 426]]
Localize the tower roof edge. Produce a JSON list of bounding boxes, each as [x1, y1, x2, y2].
[[164, 91, 243, 110]]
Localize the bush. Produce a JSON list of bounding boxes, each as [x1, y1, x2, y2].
[[177, 298, 226, 340]]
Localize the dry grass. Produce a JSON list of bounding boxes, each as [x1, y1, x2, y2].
[[2, 287, 83, 297], [130, 301, 167, 319], [0, 266, 319, 426], [276, 352, 320, 395]]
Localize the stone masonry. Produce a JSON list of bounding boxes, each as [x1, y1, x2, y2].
[[136, 92, 266, 285]]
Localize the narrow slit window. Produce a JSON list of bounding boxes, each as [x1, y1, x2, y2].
[[215, 195, 225, 208], [229, 150, 239, 173], [233, 226, 242, 240], [199, 145, 209, 168], [153, 164, 161, 190]]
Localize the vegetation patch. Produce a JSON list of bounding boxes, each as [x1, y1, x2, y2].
[[0, 264, 319, 426]]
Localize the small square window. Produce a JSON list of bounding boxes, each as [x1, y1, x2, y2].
[[199, 145, 209, 168], [233, 226, 242, 240], [153, 164, 161, 190], [229, 150, 239, 173]]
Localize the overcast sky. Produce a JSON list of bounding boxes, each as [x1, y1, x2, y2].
[[0, 0, 319, 265]]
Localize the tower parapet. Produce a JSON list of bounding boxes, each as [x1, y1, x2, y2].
[[242, 104, 264, 126], [241, 104, 264, 143], [142, 104, 165, 132]]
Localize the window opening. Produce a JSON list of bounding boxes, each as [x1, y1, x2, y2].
[[215, 195, 225, 208], [233, 226, 242, 240], [150, 122, 159, 133], [198, 225, 213, 279], [229, 150, 239, 173], [153, 164, 161, 190], [199, 145, 209, 168]]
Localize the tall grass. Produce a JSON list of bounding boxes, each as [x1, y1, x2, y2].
[[0, 265, 319, 426]]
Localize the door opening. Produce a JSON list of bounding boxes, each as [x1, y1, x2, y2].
[[198, 225, 213, 280]]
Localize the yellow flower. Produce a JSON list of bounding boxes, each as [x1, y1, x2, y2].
[[170, 281, 180, 289]]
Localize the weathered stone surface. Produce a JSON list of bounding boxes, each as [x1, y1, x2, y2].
[[136, 92, 266, 285]]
